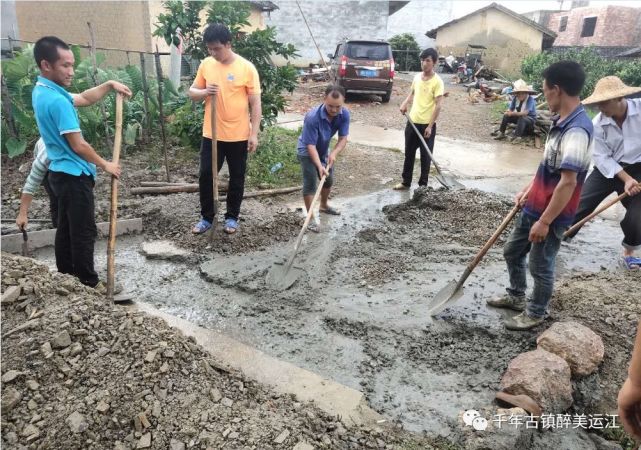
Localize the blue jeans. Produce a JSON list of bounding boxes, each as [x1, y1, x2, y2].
[[503, 212, 568, 319]]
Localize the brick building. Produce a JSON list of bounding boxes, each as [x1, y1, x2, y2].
[[524, 4, 641, 57]]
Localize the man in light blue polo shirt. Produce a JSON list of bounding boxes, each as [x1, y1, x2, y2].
[[32, 36, 131, 289], [297, 84, 350, 232]]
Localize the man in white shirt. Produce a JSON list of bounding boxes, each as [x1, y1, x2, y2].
[[568, 76, 641, 269]]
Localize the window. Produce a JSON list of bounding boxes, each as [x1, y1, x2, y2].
[[581, 17, 597, 37], [559, 16, 568, 32]]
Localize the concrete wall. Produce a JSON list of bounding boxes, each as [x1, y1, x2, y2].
[[387, 0, 452, 50], [434, 8, 545, 77], [1, 0, 20, 52], [548, 6, 641, 47], [266, 0, 389, 67]]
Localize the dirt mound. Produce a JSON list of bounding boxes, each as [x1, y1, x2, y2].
[[553, 270, 641, 414], [140, 193, 302, 255], [382, 187, 513, 248], [0, 253, 437, 449]]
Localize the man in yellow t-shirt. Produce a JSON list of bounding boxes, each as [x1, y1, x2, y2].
[[188, 23, 262, 235], [395, 48, 444, 190]]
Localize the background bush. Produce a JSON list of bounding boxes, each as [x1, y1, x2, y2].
[[521, 47, 641, 99]]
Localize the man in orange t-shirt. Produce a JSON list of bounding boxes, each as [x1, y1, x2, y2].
[[189, 23, 262, 235]]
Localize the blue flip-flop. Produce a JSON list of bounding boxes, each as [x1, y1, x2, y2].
[[621, 256, 641, 270], [224, 218, 239, 234], [192, 219, 212, 234]]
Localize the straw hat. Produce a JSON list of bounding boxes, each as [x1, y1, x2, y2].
[[582, 76, 641, 105], [512, 79, 536, 94]]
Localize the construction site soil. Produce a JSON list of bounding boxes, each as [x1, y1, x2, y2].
[[1, 254, 443, 449]]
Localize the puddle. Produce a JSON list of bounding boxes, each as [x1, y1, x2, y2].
[[33, 179, 626, 436]]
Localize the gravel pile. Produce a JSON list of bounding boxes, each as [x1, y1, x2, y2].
[[382, 187, 513, 248], [1, 253, 437, 449]]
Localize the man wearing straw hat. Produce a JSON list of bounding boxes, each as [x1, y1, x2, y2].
[[492, 79, 537, 144], [567, 76, 641, 270]]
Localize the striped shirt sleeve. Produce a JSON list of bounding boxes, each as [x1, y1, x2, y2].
[[21, 139, 50, 195]]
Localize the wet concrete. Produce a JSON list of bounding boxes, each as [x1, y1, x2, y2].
[[32, 173, 625, 439]]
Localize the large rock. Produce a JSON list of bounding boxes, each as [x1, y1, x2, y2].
[[500, 349, 572, 413], [536, 321, 604, 377]]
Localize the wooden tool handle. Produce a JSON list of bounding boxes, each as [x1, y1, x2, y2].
[[209, 93, 218, 242], [564, 187, 636, 237], [106, 93, 124, 299], [284, 171, 327, 272]]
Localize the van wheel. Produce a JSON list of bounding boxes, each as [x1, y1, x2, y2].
[[381, 91, 391, 103]]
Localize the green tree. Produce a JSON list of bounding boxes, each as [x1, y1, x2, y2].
[[389, 33, 421, 72], [153, 0, 299, 136], [521, 47, 641, 99], [0, 44, 180, 158]]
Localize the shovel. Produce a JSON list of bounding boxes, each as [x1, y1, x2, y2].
[[404, 113, 465, 191], [209, 93, 220, 242], [563, 183, 640, 238], [428, 198, 524, 316], [267, 168, 328, 290]]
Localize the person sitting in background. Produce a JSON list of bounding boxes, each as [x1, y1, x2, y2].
[[16, 138, 57, 230], [492, 79, 538, 144]]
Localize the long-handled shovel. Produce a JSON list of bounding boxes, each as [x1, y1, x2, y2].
[[107, 93, 128, 303], [209, 93, 219, 243], [404, 113, 465, 191], [266, 168, 328, 290], [563, 183, 640, 237], [428, 197, 525, 316]]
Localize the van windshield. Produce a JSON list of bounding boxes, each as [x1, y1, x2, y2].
[[345, 43, 390, 60]]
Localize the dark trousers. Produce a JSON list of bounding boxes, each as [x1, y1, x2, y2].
[[500, 115, 535, 136], [48, 171, 98, 287], [568, 163, 641, 251], [402, 122, 437, 186], [42, 172, 59, 228], [199, 138, 248, 222]]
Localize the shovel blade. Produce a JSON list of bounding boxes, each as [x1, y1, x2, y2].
[[428, 280, 464, 316], [435, 173, 465, 191], [266, 261, 305, 291]]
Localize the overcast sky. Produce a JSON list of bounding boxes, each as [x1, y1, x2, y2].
[[449, 0, 641, 17]]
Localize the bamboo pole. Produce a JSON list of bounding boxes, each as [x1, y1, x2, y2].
[[154, 45, 171, 182], [87, 22, 113, 150], [295, 0, 330, 73], [106, 94, 124, 301], [209, 94, 219, 243], [139, 52, 152, 144], [130, 184, 302, 197], [0, 37, 171, 55]]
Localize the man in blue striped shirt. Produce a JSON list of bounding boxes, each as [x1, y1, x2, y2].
[[16, 139, 56, 228]]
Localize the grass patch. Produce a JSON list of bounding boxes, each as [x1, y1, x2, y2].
[[246, 126, 302, 189], [490, 100, 508, 121], [597, 426, 637, 450]]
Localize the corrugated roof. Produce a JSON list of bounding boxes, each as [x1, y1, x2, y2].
[[426, 2, 557, 39]]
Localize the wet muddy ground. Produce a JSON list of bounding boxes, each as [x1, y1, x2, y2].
[[33, 178, 638, 446]]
